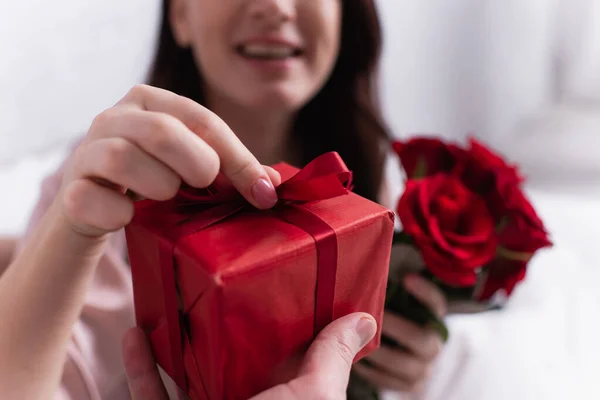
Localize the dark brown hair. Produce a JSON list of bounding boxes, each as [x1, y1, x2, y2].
[[148, 0, 390, 202]]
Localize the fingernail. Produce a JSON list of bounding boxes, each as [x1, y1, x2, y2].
[[355, 316, 377, 347], [252, 178, 278, 209]]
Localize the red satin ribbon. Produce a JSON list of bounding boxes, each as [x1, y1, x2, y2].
[[155, 152, 352, 393]]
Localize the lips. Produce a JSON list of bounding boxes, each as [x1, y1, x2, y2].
[[236, 41, 303, 60]]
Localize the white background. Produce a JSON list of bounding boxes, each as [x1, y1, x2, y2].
[[0, 0, 161, 163]]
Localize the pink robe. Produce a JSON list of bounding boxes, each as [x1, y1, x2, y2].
[[17, 154, 135, 400]]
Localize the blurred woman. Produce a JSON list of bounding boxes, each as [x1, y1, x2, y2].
[[0, 1, 445, 399]]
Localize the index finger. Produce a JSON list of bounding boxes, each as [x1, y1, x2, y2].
[[123, 85, 278, 209]]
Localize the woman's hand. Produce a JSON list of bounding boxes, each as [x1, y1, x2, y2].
[[354, 275, 447, 393], [122, 313, 378, 400], [0, 84, 281, 399], [61, 84, 280, 238]]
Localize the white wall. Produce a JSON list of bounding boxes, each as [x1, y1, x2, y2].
[[0, 0, 161, 164]]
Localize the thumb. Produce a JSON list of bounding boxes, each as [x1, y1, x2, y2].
[[299, 313, 377, 389]]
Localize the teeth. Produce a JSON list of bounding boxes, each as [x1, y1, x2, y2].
[[241, 44, 296, 59]]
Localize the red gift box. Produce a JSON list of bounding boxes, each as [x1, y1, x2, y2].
[[124, 152, 394, 400]]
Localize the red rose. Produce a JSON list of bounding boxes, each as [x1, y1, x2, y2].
[[478, 259, 527, 300], [499, 190, 552, 251], [467, 138, 521, 179], [461, 138, 523, 220], [397, 174, 498, 286], [392, 137, 521, 219], [392, 137, 464, 178], [462, 138, 551, 249], [478, 184, 552, 300]]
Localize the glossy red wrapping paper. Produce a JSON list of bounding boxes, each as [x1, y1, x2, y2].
[[124, 153, 394, 400]]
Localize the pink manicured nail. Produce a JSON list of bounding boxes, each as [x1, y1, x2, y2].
[[356, 317, 377, 347], [251, 178, 278, 209]]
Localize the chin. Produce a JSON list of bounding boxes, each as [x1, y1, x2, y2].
[[241, 86, 315, 112]]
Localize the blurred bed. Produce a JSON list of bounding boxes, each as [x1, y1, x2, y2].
[[1, 1, 599, 399]]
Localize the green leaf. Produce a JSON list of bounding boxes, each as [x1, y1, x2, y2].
[[496, 246, 533, 262], [412, 157, 428, 179]]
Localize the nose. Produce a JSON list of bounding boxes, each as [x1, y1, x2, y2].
[[248, 0, 296, 24]]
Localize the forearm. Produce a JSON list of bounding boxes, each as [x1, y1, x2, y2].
[[0, 200, 108, 398]]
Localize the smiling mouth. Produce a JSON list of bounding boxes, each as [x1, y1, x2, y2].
[[236, 44, 303, 60]]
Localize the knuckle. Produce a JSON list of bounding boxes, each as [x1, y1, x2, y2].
[[61, 181, 90, 221], [129, 83, 152, 99], [145, 113, 178, 153], [99, 140, 132, 178], [184, 101, 219, 138], [90, 108, 119, 132], [228, 156, 256, 181]]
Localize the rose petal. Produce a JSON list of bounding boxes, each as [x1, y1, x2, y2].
[[478, 259, 528, 300], [392, 137, 463, 178]]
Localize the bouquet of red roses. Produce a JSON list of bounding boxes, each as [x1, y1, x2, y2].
[[386, 136, 553, 339], [348, 136, 552, 399]]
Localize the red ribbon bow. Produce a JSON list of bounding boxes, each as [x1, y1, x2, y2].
[[154, 152, 352, 393]]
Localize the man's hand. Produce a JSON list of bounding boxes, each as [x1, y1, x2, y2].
[[122, 313, 377, 400]]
